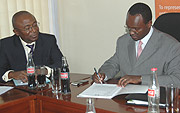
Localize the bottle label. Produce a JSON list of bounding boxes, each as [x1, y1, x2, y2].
[[148, 89, 155, 97], [151, 68, 157, 71], [61, 72, 69, 79], [27, 67, 35, 74]]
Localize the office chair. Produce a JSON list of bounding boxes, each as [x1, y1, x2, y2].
[[153, 13, 180, 42]]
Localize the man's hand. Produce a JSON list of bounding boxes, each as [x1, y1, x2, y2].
[[92, 72, 105, 83], [8, 71, 28, 83], [118, 75, 142, 87]]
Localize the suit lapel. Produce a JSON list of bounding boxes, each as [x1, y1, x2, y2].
[[33, 34, 43, 65], [135, 29, 159, 67], [14, 36, 27, 66], [128, 38, 137, 68]]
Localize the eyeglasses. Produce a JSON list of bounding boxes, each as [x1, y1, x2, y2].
[[124, 25, 142, 34], [15, 22, 40, 33]]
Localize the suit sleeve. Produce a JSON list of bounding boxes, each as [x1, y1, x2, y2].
[[48, 35, 63, 68], [142, 43, 180, 86], [0, 40, 11, 82]]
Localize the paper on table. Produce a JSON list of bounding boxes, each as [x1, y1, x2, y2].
[[13, 79, 28, 86], [13, 78, 51, 86], [0, 86, 14, 95], [77, 83, 148, 99], [127, 100, 166, 107], [127, 100, 148, 105], [119, 84, 148, 94], [78, 83, 121, 99]]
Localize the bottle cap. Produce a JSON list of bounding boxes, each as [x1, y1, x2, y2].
[[87, 98, 94, 104], [151, 68, 157, 71]]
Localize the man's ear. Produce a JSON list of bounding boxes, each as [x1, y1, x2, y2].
[[147, 20, 152, 28], [13, 29, 19, 36]]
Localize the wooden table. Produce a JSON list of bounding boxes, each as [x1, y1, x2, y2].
[[0, 73, 179, 113], [0, 88, 36, 113], [36, 73, 167, 113]]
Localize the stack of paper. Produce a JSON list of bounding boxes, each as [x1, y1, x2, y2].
[[13, 79, 28, 86], [0, 86, 13, 95], [126, 100, 165, 107], [13, 78, 51, 86], [77, 83, 148, 99]]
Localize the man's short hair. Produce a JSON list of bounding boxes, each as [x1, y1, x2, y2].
[[12, 11, 34, 29], [128, 3, 152, 24]]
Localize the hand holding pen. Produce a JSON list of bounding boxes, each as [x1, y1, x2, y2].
[[93, 68, 104, 84]]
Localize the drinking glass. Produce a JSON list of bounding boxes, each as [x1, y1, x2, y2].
[[166, 84, 179, 113], [51, 68, 61, 93], [36, 65, 46, 88]]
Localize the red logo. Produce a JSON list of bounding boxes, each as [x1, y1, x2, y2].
[[148, 89, 155, 97], [27, 67, 35, 74], [61, 73, 69, 79], [151, 68, 157, 71]]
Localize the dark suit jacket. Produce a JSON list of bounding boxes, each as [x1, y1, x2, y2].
[[0, 32, 63, 82]]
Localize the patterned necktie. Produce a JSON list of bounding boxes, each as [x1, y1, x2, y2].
[[137, 40, 143, 58], [26, 44, 34, 54]]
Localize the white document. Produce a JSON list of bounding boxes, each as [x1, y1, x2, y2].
[[13, 78, 51, 86], [13, 79, 28, 86], [127, 100, 165, 107], [0, 86, 14, 95], [77, 83, 148, 99]]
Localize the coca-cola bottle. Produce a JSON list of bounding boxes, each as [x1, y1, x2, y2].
[[61, 56, 71, 94], [27, 53, 36, 89], [148, 68, 160, 113]]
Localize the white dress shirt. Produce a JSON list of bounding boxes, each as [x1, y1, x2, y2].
[[135, 26, 153, 56]]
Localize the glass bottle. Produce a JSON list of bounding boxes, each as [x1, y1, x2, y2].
[[148, 68, 160, 113], [27, 53, 36, 89], [61, 56, 71, 94], [86, 98, 96, 113]]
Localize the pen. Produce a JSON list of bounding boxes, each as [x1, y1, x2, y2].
[[94, 68, 103, 84]]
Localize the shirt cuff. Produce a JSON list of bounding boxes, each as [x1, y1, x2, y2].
[[2, 70, 14, 82], [44, 66, 51, 78], [104, 75, 108, 81]]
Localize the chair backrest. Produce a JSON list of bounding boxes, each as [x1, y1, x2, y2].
[[153, 13, 180, 42]]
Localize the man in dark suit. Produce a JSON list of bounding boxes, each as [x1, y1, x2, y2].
[[93, 3, 180, 87], [0, 11, 63, 82]]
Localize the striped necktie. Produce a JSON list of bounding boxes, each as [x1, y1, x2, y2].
[[26, 44, 34, 54], [137, 40, 143, 58]]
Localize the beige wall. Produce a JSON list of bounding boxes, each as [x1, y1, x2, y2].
[[0, 0, 50, 39], [0, 0, 155, 75], [58, 0, 155, 74]]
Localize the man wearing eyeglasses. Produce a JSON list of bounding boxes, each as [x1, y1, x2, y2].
[[93, 3, 180, 87], [0, 11, 63, 83]]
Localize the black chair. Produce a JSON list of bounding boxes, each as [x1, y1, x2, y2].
[[153, 13, 180, 42]]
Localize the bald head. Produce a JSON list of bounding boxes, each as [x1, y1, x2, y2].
[[12, 11, 35, 29], [12, 11, 39, 43]]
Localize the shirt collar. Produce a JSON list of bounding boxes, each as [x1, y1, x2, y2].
[[136, 26, 154, 45], [19, 37, 35, 48]]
